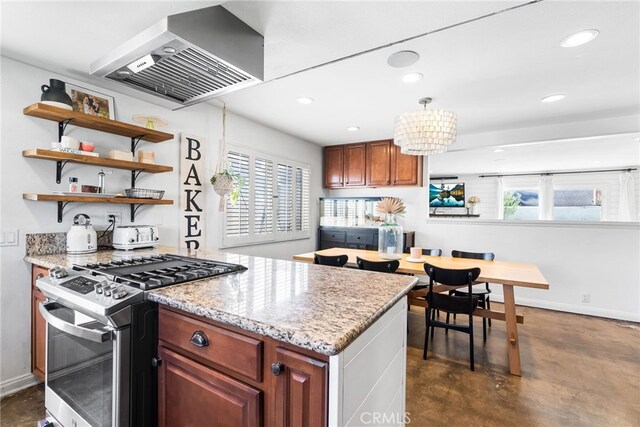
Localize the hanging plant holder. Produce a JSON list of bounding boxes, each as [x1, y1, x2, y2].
[[211, 105, 244, 212]]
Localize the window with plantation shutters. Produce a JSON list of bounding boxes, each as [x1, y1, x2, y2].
[[254, 158, 273, 234], [225, 151, 250, 237], [223, 146, 310, 247], [296, 167, 310, 231]]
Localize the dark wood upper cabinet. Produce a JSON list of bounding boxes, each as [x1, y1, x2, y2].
[[273, 347, 328, 427], [324, 140, 421, 188], [323, 145, 344, 188], [366, 140, 392, 186], [158, 346, 262, 427], [343, 144, 366, 187], [391, 144, 422, 186]]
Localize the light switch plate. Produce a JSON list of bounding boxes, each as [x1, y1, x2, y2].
[[0, 229, 19, 247]]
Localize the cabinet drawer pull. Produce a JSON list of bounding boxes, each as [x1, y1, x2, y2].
[[36, 274, 44, 280], [271, 362, 284, 376], [151, 356, 162, 367], [189, 330, 209, 347]]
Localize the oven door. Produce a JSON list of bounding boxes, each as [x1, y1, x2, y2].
[[39, 301, 130, 427]]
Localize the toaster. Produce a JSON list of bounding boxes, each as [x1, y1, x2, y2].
[[113, 225, 159, 250]]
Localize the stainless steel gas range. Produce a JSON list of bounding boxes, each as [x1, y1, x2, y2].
[[36, 254, 247, 427]]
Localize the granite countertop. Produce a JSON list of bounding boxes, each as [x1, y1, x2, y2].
[[25, 245, 417, 356]]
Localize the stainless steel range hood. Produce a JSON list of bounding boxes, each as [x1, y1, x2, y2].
[[90, 6, 263, 109]]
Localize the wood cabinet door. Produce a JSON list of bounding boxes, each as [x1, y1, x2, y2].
[[273, 347, 328, 427], [158, 346, 262, 427], [32, 288, 46, 381], [391, 144, 422, 186], [344, 144, 366, 187], [323, 146, 344, 188], [366, 140, 392, 186], [32, 265, 48, 381]]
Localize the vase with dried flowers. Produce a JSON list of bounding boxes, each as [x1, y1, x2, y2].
[[468, 195, 480, 215], [376, 197, 406, 260]]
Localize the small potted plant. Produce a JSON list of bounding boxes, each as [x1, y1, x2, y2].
[[210, 169, 244, 211], [468, 195, 480, 215]]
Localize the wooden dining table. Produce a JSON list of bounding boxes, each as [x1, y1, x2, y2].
[[293, 247, 550, 376]]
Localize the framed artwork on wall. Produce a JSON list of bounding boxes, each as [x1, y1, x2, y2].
[[66, 83, 115, 119]]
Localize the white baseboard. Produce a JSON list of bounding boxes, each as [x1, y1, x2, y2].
[[490, 294, 640, 323], [0, 373, 41, 398]]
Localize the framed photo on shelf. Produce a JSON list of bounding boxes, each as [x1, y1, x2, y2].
[[66, 84, 115, 120]]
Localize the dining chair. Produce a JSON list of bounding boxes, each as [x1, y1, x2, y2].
[[403, 248, 443, 257], [447, 250, 495, 341], [356, 257, 400, 273], [423, 263, 481, 371], [313, 253, 349, 267]]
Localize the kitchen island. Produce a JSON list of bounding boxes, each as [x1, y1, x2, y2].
[[26, 245, 417, 426]]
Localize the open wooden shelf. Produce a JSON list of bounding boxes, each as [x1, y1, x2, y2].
[[23, 149, 173, 173], [23, 103, 174, 143], [23, 193, 173, 223], [23, 193, 174, 205]]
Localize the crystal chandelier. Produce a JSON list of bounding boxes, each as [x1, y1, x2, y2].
[[393, 97, 457, 155]]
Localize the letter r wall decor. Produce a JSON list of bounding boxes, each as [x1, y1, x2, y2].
[[180, 134, 206, 250]]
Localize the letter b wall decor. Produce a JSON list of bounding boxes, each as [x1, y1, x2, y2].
[[180, 134, 206, 250]]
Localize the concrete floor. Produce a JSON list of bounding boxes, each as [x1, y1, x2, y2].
[[1, 304, 639, 426]]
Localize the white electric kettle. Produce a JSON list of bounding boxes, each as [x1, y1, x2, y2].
[[66, 214, 97, 254]]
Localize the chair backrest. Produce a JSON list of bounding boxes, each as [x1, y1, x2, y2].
[[423, 263, 481, 287], [422, 248, 442, 256], [402, 248, 442, 256], [313, 253, 349, 267], [356, 257, 400, 273], [451, 249, 495, 261]]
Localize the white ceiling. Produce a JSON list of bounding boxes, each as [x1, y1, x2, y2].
[[1, 0, 639, 173]]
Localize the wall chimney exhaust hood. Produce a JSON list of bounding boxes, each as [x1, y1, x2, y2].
[[90, 6, 263, 109]]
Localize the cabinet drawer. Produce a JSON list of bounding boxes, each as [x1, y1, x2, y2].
[[320, 230, 346, 243], [159, 308, 263, 382], [32, 265, 48, 289], [345, 231, 375, 245]]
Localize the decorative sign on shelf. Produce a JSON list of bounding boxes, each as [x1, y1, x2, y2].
[[180, 134, 206, 250]]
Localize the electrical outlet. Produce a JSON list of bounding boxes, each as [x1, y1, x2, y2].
[[581, 293, 591, 304], [105, 212, 122, 226]]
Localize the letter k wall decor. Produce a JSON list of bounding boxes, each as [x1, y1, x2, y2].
[[180, 134, 206, 250]]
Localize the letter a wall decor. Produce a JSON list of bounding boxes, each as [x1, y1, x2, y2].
[[180, 133, 206, 250]]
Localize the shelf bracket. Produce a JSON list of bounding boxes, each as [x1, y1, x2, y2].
[[131, 170, 144, 189], [56, 160, 70, 184], [57, 201, 70, 223], [130, 204, 144, 222], [131, 135, 147, 154], [58, 119, 74, 142]]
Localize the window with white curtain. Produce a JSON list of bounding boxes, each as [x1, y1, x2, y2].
[[223, 147, 311, 247]]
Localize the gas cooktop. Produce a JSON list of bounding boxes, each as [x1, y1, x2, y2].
[[73, 254, 247, 291]]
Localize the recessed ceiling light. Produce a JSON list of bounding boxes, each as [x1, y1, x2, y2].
[[162, 46, 177, 54], [402, 72, 423, 83], [493, 148, 504, 153], [296, 97, 315, 105], [387, 50, 420, 68], [561, 29, 599, 48], [116, 69, 132, 76], [541, 94, 566, 103], [494, 158, 506, 162], [347, 126, 360, 132]]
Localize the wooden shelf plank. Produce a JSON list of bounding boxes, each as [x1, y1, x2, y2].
[[23, 149, 173, 173], [23, 103, 174, 143], [23, 193, 173, 205]]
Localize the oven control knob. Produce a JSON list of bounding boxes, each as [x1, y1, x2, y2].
[[112, 289, 128, 299], [103, 284, 116, 297], [94, 283, 104, 294]]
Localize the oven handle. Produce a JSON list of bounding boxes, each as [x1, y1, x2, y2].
[[39, 301, 113, 343]]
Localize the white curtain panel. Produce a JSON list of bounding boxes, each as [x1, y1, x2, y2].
[[539, 175, 554, 220], [618, 170, 637, 222], [496, 177, 504, 220]]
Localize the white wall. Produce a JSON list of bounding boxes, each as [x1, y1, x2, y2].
[[0, 57, 324, 395]]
